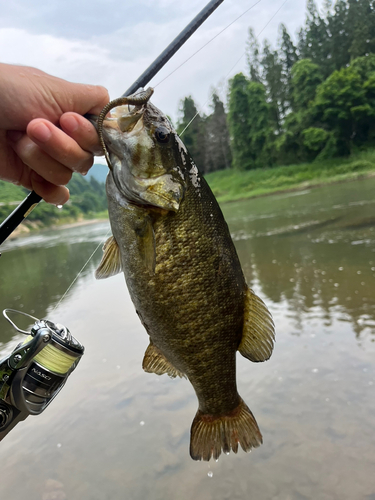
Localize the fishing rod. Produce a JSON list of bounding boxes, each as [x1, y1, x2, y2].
[[0, 0, 224, 247], [0, 0, 225, 441]]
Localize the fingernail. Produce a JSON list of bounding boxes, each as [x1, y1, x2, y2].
[[7, 130, 23, 142], [32, 122, 52, 142], [62, 115, 79, 133]]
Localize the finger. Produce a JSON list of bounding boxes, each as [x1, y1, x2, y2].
[[56, 83, 109, 116], [60, 112, 103, 156], [27, 119, 93, 174], [36, 82, 109, 120], [9, 133, 74, 186], [30, 171, 70, 205]]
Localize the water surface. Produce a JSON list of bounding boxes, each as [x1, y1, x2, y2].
[[0, 178, 374, 500]]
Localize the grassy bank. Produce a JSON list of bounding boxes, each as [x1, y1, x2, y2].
[[205, 149, 375, 203]]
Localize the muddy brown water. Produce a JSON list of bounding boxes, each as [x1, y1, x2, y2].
[[0, 177, 374, 500]]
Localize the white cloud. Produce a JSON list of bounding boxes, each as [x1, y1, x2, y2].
[[0, 0, 327, 122]]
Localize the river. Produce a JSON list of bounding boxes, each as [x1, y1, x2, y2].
[[0, 178, 374, 500]]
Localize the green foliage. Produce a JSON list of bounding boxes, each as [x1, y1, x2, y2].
[[227, 75, 275, 170], [177, 96, 206, 171], [261, 41, 283, 130], [0, 180, 27, 202], [246, 28, 261, 83], [228, 2, 375, 168], [177, 94, 232, 173], [205, 148, 375, 203], [302, 127, 330, 151], [246, 82, 274, 167], [228, 73, 253, 170], [204, 92, 232, 172], [291, 59, 323, 110], [278, 23, 299, 111], [0, 173, 107, 229]]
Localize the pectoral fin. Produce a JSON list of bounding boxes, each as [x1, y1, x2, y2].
[[95, 236, 122, 279], [143, 342, 185, 379], [239, 286, 275, 362], [135, 216, 156, 274]]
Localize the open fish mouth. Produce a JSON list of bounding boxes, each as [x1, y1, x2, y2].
[[96, 87, 154, 171], [109, 106, 146, 134]]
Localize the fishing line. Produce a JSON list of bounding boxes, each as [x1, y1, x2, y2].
[[53, 229, 111, 312], [154, 0, 264, 90], [180, 0, 289, 136]]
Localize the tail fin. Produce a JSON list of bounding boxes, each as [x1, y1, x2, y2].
[[190, 398, 262, 461]]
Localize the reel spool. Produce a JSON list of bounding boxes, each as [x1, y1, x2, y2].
[[0, 309, 84, 440]]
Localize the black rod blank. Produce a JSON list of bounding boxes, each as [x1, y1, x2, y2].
[[0, 0, 225, 246], [123, 0, 224, 96], [0, 191, 42, 245]]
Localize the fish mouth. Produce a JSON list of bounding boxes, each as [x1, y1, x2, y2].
[[113, 106, 145, 134], [96, 106, 145, 136]]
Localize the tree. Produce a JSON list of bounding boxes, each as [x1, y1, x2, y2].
[[177, 96, 206, 171], [291, 59, 324, 111], [227, 73, 253, 170], [348, 0, 375, 60], [326, 0, 350, 72], [204, 92, 232, 172], [278, 24, 299, 112], [261, 40, 283, 131], [313, 63, 367, 154], [246, 82, 274, 167], [300, 0, 332, 77], [246, 27, 261, 82]]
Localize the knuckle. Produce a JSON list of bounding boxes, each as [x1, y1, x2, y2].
[[16, 138, 38, 166], [58, 169, 73, 185], [74, 157, 93, 174]]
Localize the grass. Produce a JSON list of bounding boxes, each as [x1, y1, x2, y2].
[[204, 149, 375, 203], [2, 148, 375, 221]]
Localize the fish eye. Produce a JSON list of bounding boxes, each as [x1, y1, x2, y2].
[[155, 126, 170, 144]]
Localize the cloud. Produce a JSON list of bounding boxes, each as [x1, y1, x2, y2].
[[0, 0, 326, 121]]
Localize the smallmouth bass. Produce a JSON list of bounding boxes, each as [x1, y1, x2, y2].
[[89, 88, 275, 461]]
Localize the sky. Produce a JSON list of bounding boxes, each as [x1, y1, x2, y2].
[[0, 0, 325, 161]]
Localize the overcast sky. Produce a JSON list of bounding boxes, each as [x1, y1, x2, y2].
[[0, 0, 325, 131]]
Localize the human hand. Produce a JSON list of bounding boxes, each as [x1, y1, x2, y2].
[[0, 63, 109, 204]]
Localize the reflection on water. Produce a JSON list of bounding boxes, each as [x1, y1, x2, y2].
[[0, 222, 109, 345], [226, 179, 375, 343], [0, 180, 374, 500]]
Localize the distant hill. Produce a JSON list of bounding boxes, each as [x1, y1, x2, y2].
[[86, 163, 108, 185]]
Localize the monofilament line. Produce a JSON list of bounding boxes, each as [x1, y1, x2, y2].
[[180, 0, 289, 137], [53, 229, 111, 312], [154, 0, 264, 90]]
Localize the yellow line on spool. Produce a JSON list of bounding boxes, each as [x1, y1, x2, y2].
[[24, 336, 77, 374]]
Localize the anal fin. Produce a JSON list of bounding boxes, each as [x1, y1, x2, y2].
[[142, 343, 185, 379], [239, 286, 275, 362], [95, 236, 122, 280]]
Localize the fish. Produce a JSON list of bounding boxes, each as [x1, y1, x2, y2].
[[89, 88, 275, 461]]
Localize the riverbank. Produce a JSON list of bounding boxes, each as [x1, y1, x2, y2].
[[6, 212, 108, 240], [205, 148, 375, 203]]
